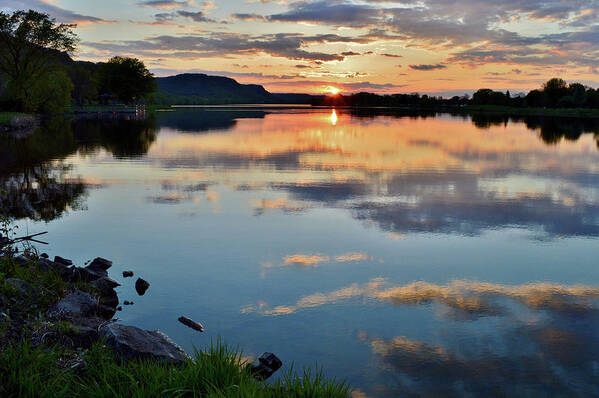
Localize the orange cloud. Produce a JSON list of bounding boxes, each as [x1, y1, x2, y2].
[[283, 254, 330, 267]]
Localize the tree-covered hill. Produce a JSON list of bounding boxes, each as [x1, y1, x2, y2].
[[154, 73, 276, 105]]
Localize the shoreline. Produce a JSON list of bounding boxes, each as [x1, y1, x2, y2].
[[0, 249, 349, 397]]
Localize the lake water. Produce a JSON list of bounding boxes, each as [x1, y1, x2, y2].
[[2, 108, 599, 397]]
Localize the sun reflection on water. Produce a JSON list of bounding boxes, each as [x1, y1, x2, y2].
[[331, 109, 338, 126]]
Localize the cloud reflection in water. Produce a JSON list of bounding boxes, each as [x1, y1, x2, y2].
[[146, 110, 599, 239], [245, 279, 599, 396]]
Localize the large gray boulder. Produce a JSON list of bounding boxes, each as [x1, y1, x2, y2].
[[99, 323, 189, 364], [48, 290, 98, 318]]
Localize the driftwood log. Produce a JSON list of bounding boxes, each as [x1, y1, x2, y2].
[[178, 316, 204, 332]]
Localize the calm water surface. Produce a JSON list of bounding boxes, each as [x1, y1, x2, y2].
[[2, 108, 599, 397]]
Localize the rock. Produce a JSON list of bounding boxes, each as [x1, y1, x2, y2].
[[39, 258, 72, 278], [251, 352, 283, 380], [49, 290, 98, 319], [122, 271, 134, 278], [40, 253, 49, 259], [99, 288, 119, 309], [178, 316, 204, 332], [116, 306, 123, 311], [0, 311, 8, 321], [5, 278, 32, 295], [91, 277, 121, 292], [89, 257, 112, 271], [135, 278, 150, 296], [72, 266, 106, 282], [14, 255, 29, 266], [124, 301, 134, 305], [97, 304, 117, 319], [99, 323, 188, 364], [67, 317, 106, 348], [54, 256, 73, 266], [10, 115, 37, 130], [37, 258, 55, 271]]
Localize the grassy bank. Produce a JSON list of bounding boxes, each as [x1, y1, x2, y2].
[[464, 105, 599, 118], [0, 341, 349, 398], [0, 253, 350, 398]]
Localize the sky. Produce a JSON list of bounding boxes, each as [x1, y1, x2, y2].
[[2, 0, 599, 95]]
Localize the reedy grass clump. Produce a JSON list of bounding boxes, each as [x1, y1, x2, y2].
[[0, 340, 350, 398]]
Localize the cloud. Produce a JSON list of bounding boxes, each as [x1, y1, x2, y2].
[[137, 0, 191, 9], [230, 13, 267, 21], [409, 64, 447, 71], [245, 278, 599, 319], [262, 0, 599, 70], [252, 198, 308, 214], [283, 254, 330, 267], [334, 252, 370, 262], [176, 10, 214, 22], [269, 1, 386, 27], [2, 0, 115, 24], [83, 32, 354, 62]]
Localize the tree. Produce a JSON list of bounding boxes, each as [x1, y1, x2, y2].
[[98, 57, 155, 104], [31, 70, 74, 113], [472, 89, 508, 106], [0, 10, 77, 111], [587, 88, 599, 108], [569, 83, 587, 107], [69, 64, 98, 105], [542, 78, 568, 107], [525, 89, 545, 107]]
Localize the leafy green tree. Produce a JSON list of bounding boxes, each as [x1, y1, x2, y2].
[[30, 70, 74, 113], [98, 57, 155, 104], [0, 10, 77, 111], [542, 78, 568, 107]]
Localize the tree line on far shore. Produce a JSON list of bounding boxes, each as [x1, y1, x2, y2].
[[0, 10, 155, 113], [313, 79, 599, 109]]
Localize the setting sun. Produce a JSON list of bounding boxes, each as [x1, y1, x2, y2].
[[325, 86, 340, 95]]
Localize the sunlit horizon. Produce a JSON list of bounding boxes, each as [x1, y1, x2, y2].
[[3, 0, 599, 96]]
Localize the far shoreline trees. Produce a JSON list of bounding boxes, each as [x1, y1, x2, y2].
[[314, 78, 599, 109]]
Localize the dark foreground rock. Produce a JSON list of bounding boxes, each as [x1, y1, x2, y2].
[[67, 316, 107, 348], [123, 271, 134, 278], [99, 323, 189, 364], [54, 256, 73, 266], [89, 257, 113, 271], [135, 278, 150, 296], [251, 352, 283, 380], [48, 290, 99, 318]]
